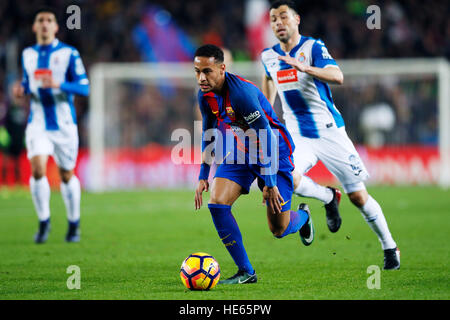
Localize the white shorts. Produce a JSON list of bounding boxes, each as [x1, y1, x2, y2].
[[291, 126, 369, 194], [25, 124, 79, 171]]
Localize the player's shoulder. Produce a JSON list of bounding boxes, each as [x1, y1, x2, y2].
[[56, 41, 81, 56], [226, 72, 258, 92], [226, 73, 261, 105], [22, 45, 37, 57], [261, 44, 281, 62], [298, 35, 325, 50], [307, 36, 328, 49]]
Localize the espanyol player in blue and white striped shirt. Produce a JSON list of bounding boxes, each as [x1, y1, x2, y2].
[[261, 1, 399, 270], [12, 7, 89, 244]]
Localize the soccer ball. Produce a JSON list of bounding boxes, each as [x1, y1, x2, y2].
[[180, 252, 220, 290]]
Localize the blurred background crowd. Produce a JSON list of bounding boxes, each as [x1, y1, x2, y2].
[[0, 0, 448, 172]]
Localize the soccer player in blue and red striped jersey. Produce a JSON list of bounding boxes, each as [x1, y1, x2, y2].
[[193, 44, 314, 284]]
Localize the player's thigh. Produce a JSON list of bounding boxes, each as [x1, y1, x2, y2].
[[291, 132, 318, 175], [209, 177, 243, 206], [50, 128, 79, 172], [25, 127, 53, 178], [25, 127, 53, 161], [316, 127, 369, 187], [212, 162, 256, 204]]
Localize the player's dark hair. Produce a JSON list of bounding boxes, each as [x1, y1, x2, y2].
[[194, 45, 224, 64], [270, 0, 299, 15], [33, 6, 59, 23]]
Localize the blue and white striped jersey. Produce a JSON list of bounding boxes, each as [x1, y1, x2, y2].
[[21, 38, 89, 131], [261, 36, 344, 138]]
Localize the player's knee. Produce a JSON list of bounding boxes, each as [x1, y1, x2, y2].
[[59, 169, 74, 184], [292, 171, 301, 190], [348, 191, 368, 208], [209, 189, 235, 206], [209, 193, 228, 206], [269, 224, 287, 238], [32, 167, 45, 180]]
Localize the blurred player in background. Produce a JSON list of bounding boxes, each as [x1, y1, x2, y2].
[[261, 0, 400, 269], [194, 44, 314, 284], [0, 89, 28, 184], [12, 7, 89, 243]]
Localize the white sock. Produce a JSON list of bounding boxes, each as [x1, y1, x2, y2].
[[294, 175, 334, 204], [60, 175, 81, 223], [359, 196, 397, 250], [30, 176, 51, 221]]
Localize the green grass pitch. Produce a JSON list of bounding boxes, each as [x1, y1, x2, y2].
[[0, 186, 448, 300]]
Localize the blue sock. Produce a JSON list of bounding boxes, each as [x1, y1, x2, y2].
[[275, 209, 309, 239], [208, 204, 254, 274], [68, 220, 79, 229], [39, 218, 50, 229]]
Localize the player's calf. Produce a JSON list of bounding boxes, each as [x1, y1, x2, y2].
[[269, 206, 312, 246]]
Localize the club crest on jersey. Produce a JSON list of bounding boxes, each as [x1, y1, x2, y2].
[[298, 52, 306, 63], [225, 106, 235, 120], [276, 69, 298, 84]]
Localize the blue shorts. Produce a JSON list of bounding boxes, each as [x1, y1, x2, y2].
[[214, 156, 295, 211]]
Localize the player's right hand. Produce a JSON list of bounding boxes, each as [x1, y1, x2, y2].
[[262, 186, 284, 214], [12, 81, 25, 98], [195, 179, 209, 210]]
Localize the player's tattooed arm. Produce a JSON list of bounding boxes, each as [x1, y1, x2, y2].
[[278, 55, 344, 85]]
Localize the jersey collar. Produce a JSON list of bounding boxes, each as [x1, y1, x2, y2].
[[35, 38, 59, 51], [273, 35, 308, 57]]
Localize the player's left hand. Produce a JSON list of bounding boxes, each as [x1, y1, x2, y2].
[[278, 55, 310, 73], [40, 73, 60, 89], [195, 179, 209, 210], [262, 186, 284, 214]]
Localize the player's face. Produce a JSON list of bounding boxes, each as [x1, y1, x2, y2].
[[270, 5, 300, 43], [194, 56, 226, 93], [33, 12, 59, 43]]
